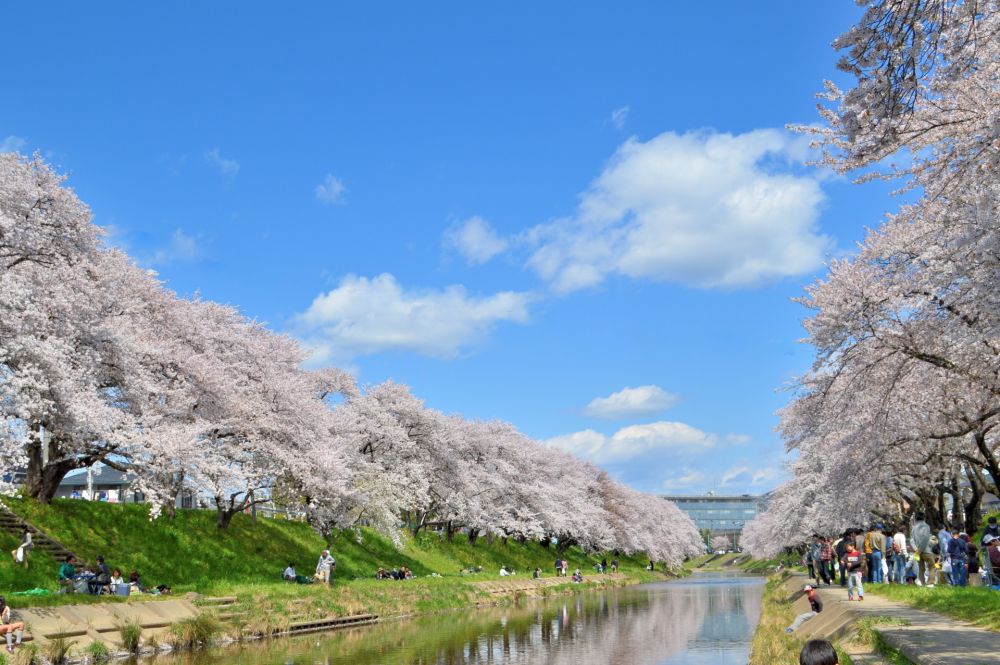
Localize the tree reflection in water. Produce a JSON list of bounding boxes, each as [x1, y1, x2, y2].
[[150, 574, 763, 665]]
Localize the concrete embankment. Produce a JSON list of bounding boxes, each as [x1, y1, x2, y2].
[[781, 574, 1000, 665], [15, 572, 638, 652]]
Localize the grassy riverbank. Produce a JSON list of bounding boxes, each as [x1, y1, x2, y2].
[[863, 583, 1000, 632], [748, 574, 806, 665], [0, 497, 663, 608]]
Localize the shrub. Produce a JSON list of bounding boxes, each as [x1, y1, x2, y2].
[[169, 614, 221, 648], [84, 641, 109, 662], [41, 633, 71, 665], [11, 643, 36, 665], [115, 617, 142, 653]]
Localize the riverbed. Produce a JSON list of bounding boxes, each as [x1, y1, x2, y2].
[[155, 572, 764, 665]]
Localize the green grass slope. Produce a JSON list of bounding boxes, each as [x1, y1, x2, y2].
[[1, 498, 655, 596]]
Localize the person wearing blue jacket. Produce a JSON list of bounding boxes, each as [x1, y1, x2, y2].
[[946, 530, 969, 586]]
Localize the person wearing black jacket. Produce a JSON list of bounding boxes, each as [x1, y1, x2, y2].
[[89, 555, 111, 595], [981, 517, 999, 547], [834, 531, 850, 588]]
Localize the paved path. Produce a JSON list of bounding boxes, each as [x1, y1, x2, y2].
[[792, 575, 1000, 665]]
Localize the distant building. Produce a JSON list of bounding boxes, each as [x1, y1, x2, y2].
[[662, 493, 766, 548], [56, 464, 197, 507]]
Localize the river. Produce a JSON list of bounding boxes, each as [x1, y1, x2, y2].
[[155, 572, 764, 665]]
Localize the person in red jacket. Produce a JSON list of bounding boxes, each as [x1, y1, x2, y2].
[[843, 543, 866, 601]]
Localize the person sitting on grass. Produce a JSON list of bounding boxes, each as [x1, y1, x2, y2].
[[283, 563, 297, 582], [128, 570, 148, 593], [499, 566, 511, 577], [572, 569, 583, 583], [109, 568, 125, 586], [799, 639, 838, 665], [89, 555, 112, 595], [0, 597, 25, 653], [58, 555, 78, 592], [533, 567, 541, 579]]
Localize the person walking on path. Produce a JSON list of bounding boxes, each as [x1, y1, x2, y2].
[[843, 543, 865, 601], [834, 532, 849, 587], [891, 525, 908, 583], [315, 549, 336, 586], [910, 513, 935, 586], [0, 597, 25, 653], [869, 525, 886, 583], [799, 639, 838, 665], [819, 537, 834, 586], [937, 524, 952, 583], [947, 530, 969, 586], [9, 529, 31, 569], [810, 537, 824, 584], [786, 585, 823, 633]]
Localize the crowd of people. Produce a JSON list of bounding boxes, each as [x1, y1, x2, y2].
[[374, 566, 413, 580], [802, 515, 1000, 600], [56, 554, 168, 596]]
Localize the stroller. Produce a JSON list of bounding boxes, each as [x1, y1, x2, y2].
[[980, 543, 1000, 588]]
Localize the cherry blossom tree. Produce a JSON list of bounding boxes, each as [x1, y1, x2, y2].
[[0, 151, 702, 557], [749, 1, 1000, 553]]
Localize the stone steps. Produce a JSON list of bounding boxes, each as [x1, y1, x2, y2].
[[0, 507, 82, 566]]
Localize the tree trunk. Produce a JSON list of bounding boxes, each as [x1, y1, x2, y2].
[[973, 430, 1000, 493], [25, 436, 77, 503], [964, 465, 985, 534], [468, 528, 480, 546], [937, 488, 948, 528], [540, 537, 551, 548], [556, 537, 576, 554], [445, 521, 456, 541], [215, 494, 243, 530], [217, 509, 236, 530]]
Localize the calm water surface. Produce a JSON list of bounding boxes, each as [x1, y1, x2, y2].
[[158, 572, 763, 665]]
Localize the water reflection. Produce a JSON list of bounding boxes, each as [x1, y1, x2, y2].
[[152, 573, 763, 665]]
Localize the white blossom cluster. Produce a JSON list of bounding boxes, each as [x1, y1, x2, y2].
[[0, 153, 702, 563]]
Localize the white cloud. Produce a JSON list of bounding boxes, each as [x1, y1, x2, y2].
[[296, 273, 533, 362], [316, 174, 347, 204], [444, 216, 508, 265], [751, 467, 781, 485], [1, 135, 27, 153], [148, 228, 204, 266], [204, 148, 240, 180], [662, 468, 706, 491], [725, 433, 751, 444], [610, 105, 630, 130], [583, 385, 678, 419], [545, 421, 716, 463], [524, 129, 831, 293], [720, 465, 751, 486]]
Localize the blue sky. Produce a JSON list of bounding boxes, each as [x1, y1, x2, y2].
[[1, 2, 896, 496]]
